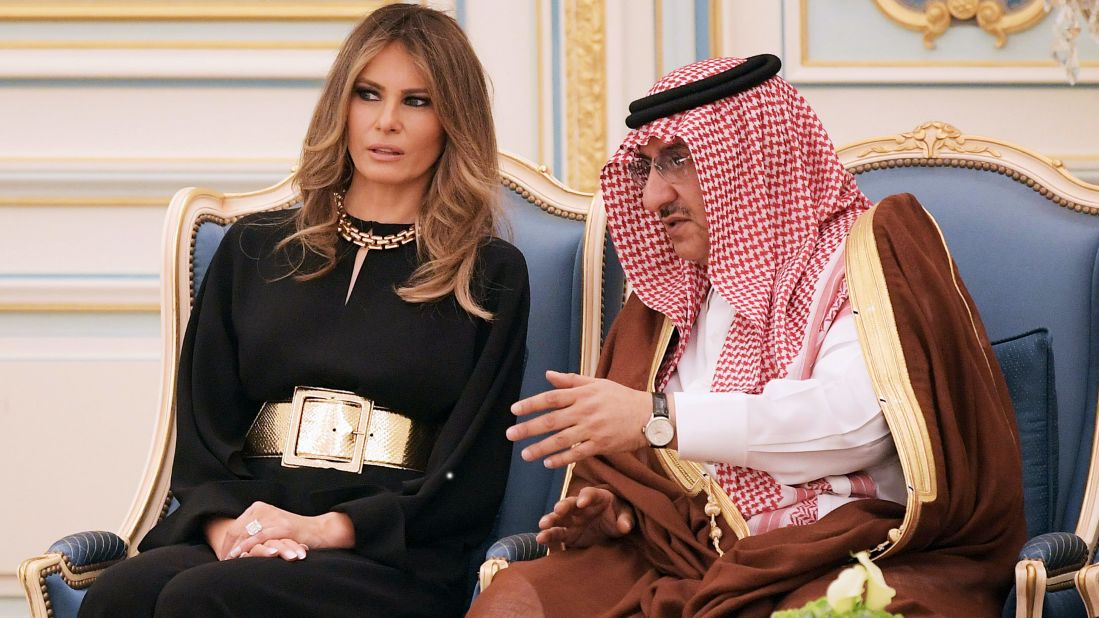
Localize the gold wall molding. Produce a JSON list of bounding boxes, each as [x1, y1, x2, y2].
[[709, 0, 722, 58], [789, 0, 1096, 81], [565, 0, 606, 194], [0, 1, 392, 21], [871, 0, 1047, 49], [0, 197, 167, 207], [0, 277, 160, 313]]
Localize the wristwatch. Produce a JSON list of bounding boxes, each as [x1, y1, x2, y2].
[[643, 392, 675, 448]]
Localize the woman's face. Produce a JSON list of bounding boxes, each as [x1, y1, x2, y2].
[[346, 42, 445, 194]]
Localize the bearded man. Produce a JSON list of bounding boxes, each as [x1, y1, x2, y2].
[[470, 55, 1025, 617]]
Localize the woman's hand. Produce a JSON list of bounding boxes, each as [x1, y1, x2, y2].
[[239, 538, 309, 561], [535, 486, 635, 549], [216, 501, 355, 560], [204, 517, 236, 560]]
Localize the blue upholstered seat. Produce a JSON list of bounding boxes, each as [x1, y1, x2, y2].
[[19, 153, 623, 618]]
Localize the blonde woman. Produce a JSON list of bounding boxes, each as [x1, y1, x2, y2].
[[80, 5, 529, 617]]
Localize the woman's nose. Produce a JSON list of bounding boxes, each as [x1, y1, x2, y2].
[[374, 100, 401, 133]]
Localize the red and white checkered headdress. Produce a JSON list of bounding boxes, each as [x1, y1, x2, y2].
[[602, 57, 873, 394]]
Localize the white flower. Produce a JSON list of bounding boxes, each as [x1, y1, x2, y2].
[[826, 564, 868, 613], [856, 551, 896, 610]]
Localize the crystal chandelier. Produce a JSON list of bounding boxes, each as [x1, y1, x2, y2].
[[1046, 0, 1099, 83]]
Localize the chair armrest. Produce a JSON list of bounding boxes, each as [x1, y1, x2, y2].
[[485, 532, 548, 563], [20, 531, 128, 618], [1009, 533, 1089, 618], [1017, 531, 1088, 577], [47, 531, 129, 568], [476, 533, 548, 595]]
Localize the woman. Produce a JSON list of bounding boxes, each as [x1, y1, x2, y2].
[[80, 5, 529, 617]]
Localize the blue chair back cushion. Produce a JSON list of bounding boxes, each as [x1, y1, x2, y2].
[[856, 169, 1099, 531], [991, 328, 1058, 539]]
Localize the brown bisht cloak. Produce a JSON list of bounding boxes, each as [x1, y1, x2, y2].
[[475, 194, 1026, 617]]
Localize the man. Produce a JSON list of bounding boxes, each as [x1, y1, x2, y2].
[[471, 56, 1024, 616]]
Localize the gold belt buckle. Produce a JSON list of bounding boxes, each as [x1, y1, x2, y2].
[[281, 386, 372, 473]]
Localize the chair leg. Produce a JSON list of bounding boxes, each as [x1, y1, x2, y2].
[[1015, 559, 1047, 618], [1075, 562, 1099, 617]]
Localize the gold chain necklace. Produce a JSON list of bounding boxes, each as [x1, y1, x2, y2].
[[333, 192, 417, 250]]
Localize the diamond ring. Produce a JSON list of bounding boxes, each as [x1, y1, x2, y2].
[[245, 519, 262, 536]]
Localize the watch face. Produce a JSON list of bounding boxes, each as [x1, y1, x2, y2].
[[645, 417, 674, 447]]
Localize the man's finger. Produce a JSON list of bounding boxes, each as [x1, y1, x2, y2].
[[544, 440, 595, 469], [535, 527, 566, 546], [506, 406, 575, 442], [545, 370, 596, 389], [575, 486, 611, 510], [550, 496, 579, 518], [616, 510, 634, 535], [519, 425, 584, 462], [510, 387, 576, 417]]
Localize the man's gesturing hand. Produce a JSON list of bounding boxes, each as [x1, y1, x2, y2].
[[536, 487, 635, 548], [505, 370, 653, 468]]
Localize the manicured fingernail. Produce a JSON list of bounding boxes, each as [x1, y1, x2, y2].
[[543, 459, 553, 468], [510, 403, 520, 413], [229, 547, 241, 558], [506, 427, 517, 439], [266, 547, 277, 555], [521, 449, 531, 460], [297, 550, 307, 559]]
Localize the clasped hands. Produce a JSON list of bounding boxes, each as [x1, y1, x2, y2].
[[204, 501, 354, 562], [505, 370, 654, 469]]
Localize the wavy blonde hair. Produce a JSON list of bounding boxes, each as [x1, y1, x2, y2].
[[283, 4, 499, 320]]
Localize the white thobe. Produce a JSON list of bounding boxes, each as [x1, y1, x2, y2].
[[665, 288, 906, 521]]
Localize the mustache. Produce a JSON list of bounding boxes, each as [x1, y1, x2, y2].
[[658, 204, 689, 219]]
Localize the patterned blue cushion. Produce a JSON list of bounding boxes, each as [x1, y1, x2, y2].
[[991, 328, 1057, 539]]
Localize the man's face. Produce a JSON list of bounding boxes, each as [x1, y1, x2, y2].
[[636, 137, 709, 265]]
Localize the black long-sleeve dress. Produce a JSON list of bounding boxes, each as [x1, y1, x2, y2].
[[79, 209, 530, 617]]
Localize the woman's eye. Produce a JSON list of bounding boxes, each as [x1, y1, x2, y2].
[[404, 96, 431, 108], [355, 88, 380, 101]]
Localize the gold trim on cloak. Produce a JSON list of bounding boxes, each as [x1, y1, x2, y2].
[[845, 202, 937, 558]]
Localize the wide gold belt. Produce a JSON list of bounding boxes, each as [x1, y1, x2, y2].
[[242, 387, 437, 473]]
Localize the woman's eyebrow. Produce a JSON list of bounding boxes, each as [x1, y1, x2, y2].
[[352, 79, 428, 95]]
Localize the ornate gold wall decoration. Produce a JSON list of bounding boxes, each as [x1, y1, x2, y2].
[[565, 0, 606, 194], [857, 122, 1002, 158], [872, 0, 1047, 48]]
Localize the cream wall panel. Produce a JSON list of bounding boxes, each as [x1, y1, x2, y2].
[[718, 0, 781, 58], [658, 0, 696, 76], [0, 357, 160, 589], [606, 0, 656, 157], [0, 85, 318, 159], [462, 0, 540, 164], [0, 206, 164, 276], [800, 85, 1099, 183]]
